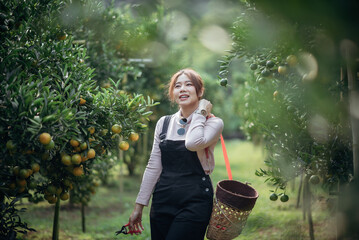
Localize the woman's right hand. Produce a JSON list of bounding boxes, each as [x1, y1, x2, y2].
[[129, 203, 145, 234], [198, 99, 213, 117]]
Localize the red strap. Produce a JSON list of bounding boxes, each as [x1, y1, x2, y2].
[[206, 114, 232, 180], [220, 134, 232, 180]]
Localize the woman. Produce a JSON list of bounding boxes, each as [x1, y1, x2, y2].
[[129, 68, 224, 239]]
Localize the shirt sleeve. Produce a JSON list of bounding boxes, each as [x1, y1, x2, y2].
[[135, 117, 164, 206], [185, 113, 224, 151]]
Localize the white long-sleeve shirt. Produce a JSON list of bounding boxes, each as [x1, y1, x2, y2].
[[135, 110, 224, 206]]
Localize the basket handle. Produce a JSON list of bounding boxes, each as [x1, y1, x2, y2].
[[220, 134, 232, 180]]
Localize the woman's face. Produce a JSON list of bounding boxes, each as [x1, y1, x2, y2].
[[173, 74, 201, 108]]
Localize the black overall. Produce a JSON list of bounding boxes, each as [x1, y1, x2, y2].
[[150, 115, 213, 240]]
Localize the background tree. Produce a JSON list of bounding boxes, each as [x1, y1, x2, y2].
[[218, 0, 358, 239], [0, 0, 157, 239]]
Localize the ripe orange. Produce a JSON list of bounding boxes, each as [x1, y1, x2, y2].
[[39, 133, 52, 145], [111, 124, 122, 134], [88, 126, 95, 135], [71, 154, 82, 165], [129, 132, 139, 142], [61, 155, 72, 166], [79, 98, 86, 106], [80, 142, 88, 150], [70, 139, 80, 147], [119, 141, 129, 151], [31, 163, 40, 173], [73, 167, 84, 176], [87, 149, 96, 159]]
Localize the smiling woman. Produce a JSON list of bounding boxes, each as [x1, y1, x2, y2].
[[127, 68, 224, 239]]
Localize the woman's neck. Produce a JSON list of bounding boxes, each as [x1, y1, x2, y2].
[[180, 103, 199, 118]]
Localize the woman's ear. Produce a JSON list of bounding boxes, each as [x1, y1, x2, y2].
[[198, 89, 204, 98]]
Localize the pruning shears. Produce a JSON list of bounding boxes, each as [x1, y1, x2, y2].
[[115, 223, 142, 236]]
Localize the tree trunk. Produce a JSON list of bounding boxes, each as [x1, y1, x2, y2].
[[52, 198, 60, 240], [297, 173, 303, 209], [342, 42, 359, 240], [304, 175, 315, 240], [81, 203, 86, 233]]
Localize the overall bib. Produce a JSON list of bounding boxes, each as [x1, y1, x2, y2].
[[150, 115, 213, 240]]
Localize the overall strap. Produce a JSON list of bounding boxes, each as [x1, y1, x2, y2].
[[159, 115, 172, 141]]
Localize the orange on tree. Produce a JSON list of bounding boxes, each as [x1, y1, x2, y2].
[[6, 140, 16, 150], [73, 167, 84, 176], [16, 179, 27, 188], [111, 124, 122, 134], [13, 166, 20, 176], [87, 148, 96, 159], [88, 126, 95, 135], [102, 82, 111, 88], [19, 169, 30, 179], [80, 142, 88, 151], [56, 187, 63, 196], [44, 140, 55, 150], [79, 97, 86, 106], [129, 132, 139, 142], [47, 195, 58, 204], [9, 183, 16, 190], [61, 154, 72, 166], [273, 90, 279, 98], [71, 154, 82, 165], [278, 66, 287, 75], [81, 154, 88, 162], [39, 132, 52, 145], [18, 187, 26, 193], [119, 140, 129, 151], [31, 163, 40, 173], [74, 146, 81, 152], [56, 32, 67, 40], [47, 185, 57, 195], [70, 139, 80, 147], [60, 192, 69, 201], [286, 55, 297, 67]]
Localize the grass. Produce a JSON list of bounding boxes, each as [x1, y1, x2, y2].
[[18, 140, 336, 240]]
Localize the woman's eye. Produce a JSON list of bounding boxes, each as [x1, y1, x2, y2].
[[186, 83, 193, 86]]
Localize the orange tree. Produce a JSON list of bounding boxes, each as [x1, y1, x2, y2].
[[56, 0, 170, 177], [0, 0, 156, 239], [218, 1, 358, 239]]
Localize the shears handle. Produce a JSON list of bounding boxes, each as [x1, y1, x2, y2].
[[115, 222, 142, 236]]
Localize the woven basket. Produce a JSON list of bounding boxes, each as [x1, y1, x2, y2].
[[206, 180, 259, 240]]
